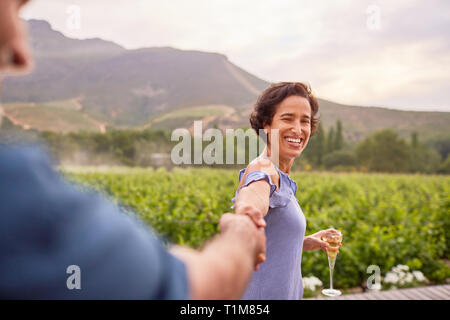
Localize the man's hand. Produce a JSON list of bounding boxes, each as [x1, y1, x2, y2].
[[232, 203, 267, 270], [220, 213, 266, 271], [170, 213, 268, 299]]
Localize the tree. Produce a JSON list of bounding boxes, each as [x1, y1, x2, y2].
[[438, 155, 450, 174], [323, 150, 358, 169], [411, 131, 419, 149], [326, 127, 335, 154], [315, 124, 326, 166], [304, 124, 325, 167], [409, 132, 441, 173], [356, 130, 411, 173], [334, 120, 344, 151], [426, 134, 450, 160], [409, 145, 441, 173]]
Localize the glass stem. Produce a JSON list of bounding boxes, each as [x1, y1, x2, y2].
[[328, 255, 335, 290], [329, 265, 334, 290]]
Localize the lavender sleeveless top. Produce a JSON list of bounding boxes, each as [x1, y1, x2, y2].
[[231, 166, 307, 300]]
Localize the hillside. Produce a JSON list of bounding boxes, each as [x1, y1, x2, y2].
[[1, 19, 449, 141], [2, 20, 268, 126]]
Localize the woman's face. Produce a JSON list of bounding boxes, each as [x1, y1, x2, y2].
[[264, 95, 312, 160]]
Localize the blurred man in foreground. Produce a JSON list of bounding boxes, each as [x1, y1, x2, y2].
[[0, 0, 266, 299]]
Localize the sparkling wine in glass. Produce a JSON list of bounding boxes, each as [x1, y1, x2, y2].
[[321, 230, 342, 297]]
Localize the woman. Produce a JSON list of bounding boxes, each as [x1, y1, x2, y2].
[[232, 82, 341, 300]]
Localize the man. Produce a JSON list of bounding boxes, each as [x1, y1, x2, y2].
[[0, 0, 266, 299]]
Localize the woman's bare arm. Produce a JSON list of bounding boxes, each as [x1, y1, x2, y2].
[[234, 158, 279, 226]]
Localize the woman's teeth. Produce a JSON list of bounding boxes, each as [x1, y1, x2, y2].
[[285, 137, 303, 146]]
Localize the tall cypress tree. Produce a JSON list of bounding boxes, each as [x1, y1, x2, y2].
[[304, 124, 325, 167], [411, 131, 419, 149], [316, 124, 325, 166], [327, 126, 335, 154], [334, 120, 344, 151]]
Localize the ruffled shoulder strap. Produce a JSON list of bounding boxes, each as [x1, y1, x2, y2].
[[239, 170, 277, 197], [231, 168, 291, 209]]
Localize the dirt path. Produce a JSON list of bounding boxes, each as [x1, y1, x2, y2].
[[1, 113, 30, 130], [72, 98, 106, 133], [187, 105, 236, 133]]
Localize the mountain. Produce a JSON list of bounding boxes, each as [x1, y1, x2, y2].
[[1, 19, 449, 141], [2, 20, 268, 127]]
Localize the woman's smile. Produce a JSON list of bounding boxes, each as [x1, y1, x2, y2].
[[283, 135, 304, 149]]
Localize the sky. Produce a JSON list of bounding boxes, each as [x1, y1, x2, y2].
[[21, 0, 450, 112]]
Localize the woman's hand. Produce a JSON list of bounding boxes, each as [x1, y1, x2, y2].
[[220, 213, 266, 271], [234, 202, 266, 228], [232, 203, 266, 271], [303, 228, 342, 254]]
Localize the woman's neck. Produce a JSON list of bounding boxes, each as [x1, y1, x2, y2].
[[260, 147, 293, 174]]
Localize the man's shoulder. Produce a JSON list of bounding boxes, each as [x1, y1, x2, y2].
[[0, 144, 54, 173]]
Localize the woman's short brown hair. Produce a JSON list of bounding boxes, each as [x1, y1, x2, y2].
[[250, 82, 320, 137]]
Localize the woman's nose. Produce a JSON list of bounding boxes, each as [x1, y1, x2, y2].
[[291, 122, 302, 136]]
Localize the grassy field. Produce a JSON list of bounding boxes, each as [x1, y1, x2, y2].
[[64, 167, 450, 292], [3, 101, 102, 132]]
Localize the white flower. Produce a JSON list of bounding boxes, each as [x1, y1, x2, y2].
[[405, 273, 414, 283], [384, 272, 399, 284], [303, 276, 323, 291], [398, 265, 410, 272], [412, 271, 427, 282], [392, 264, 409, 273]]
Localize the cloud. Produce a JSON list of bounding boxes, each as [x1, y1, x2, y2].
[[20, 0, 450, 111]]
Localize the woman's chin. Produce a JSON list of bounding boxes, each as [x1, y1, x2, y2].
[[280, 150, 303, 160], [280, 141, 305, 158]]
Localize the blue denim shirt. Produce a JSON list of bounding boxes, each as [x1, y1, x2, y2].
[[0, 144, 188, 299]]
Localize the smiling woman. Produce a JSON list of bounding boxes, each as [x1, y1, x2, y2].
[[232, 82, 341, 300], [250, 82, 320, 144], [250, 82, 320, 170]]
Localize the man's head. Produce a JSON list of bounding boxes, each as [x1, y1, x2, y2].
[[0, 0, 33, 74]]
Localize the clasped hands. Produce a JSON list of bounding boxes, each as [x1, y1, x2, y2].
[[220, 202, 267, 271]]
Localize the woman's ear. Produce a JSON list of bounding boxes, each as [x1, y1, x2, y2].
[[262, 123, 270, 145], [263, 123, 270, 135]]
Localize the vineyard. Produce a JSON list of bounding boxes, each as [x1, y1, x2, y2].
[[64, 167, 450, 291]]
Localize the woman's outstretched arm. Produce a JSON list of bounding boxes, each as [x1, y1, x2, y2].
[[233, 158, 279, 227]]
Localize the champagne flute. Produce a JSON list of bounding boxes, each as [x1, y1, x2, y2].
[[321, 230, 342, 297]]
